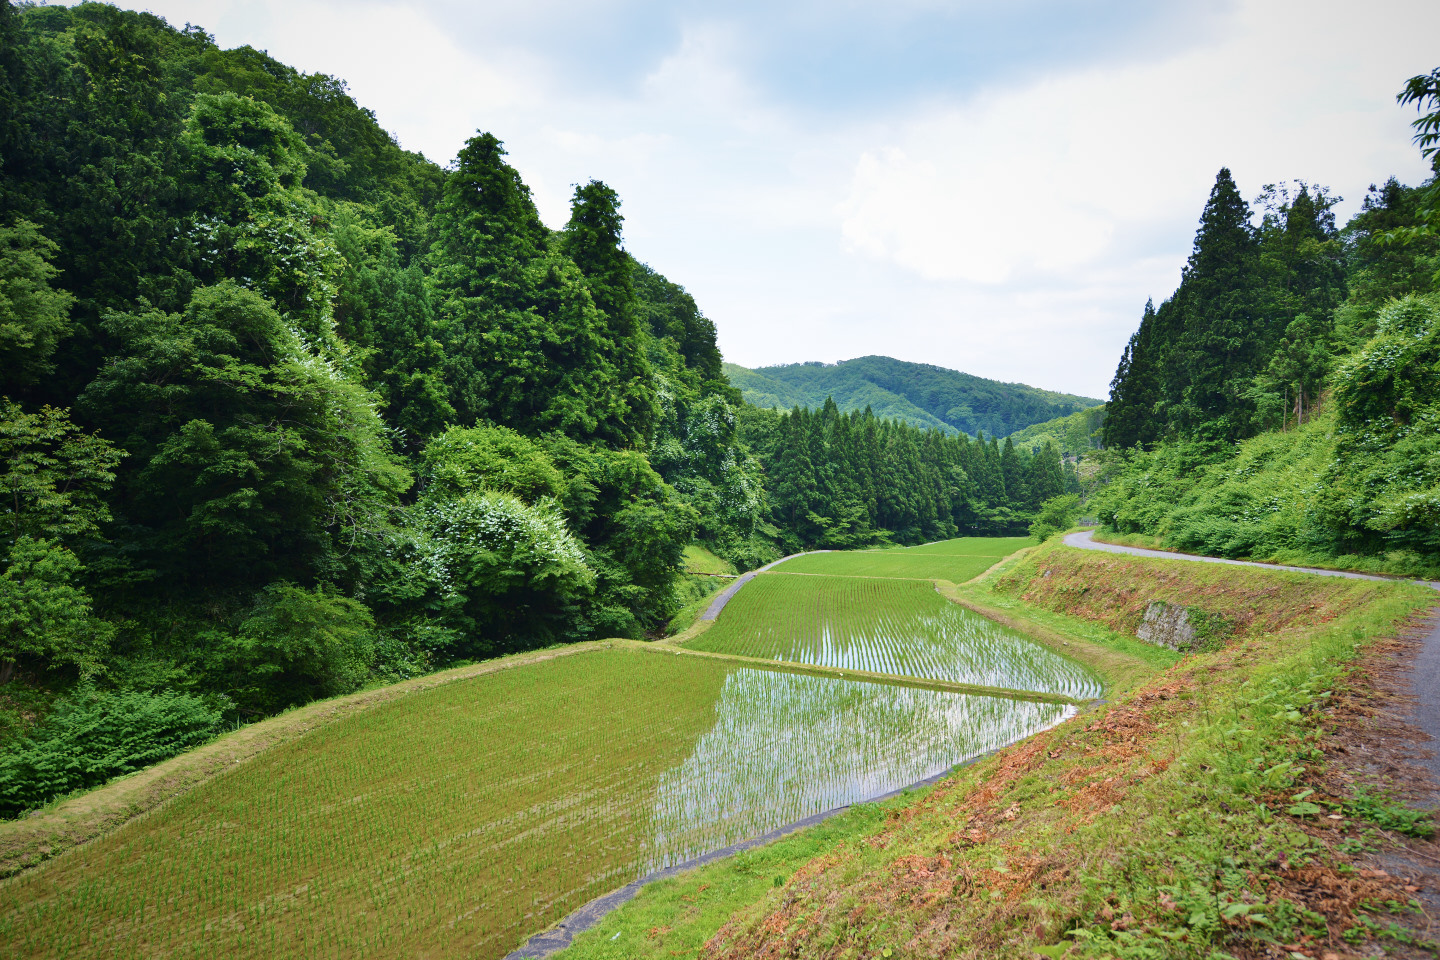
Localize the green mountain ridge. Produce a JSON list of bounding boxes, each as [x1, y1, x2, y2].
[[725, 356, 1103, 437]]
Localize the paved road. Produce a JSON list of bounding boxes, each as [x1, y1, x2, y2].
[[1064, 529, 1440, 783], [699, 550, 832, 621], [1063, 530, 1440, 586]]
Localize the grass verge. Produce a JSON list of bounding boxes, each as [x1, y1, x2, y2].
[[683, 544, 739, 577]]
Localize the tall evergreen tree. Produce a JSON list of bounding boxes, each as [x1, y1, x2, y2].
[[563, 181, 657, 446], [1169, 168, 1263, 441], [766, 407, 818, 536], [1103, 298, 1164, 449], [430, 132, 626, 442], [999, 437, 1028, 511]]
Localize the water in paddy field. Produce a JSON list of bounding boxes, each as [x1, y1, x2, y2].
[[0, 650, 1079, 960], [643, 668, 1072, 872], [764, 604, 1102, 700], [817, 604, 1103, 699]]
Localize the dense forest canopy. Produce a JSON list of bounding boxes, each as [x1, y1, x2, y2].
[[0, 1, 1081, 813]]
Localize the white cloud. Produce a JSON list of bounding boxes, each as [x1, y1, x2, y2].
[[819, 0, 1434, 394]]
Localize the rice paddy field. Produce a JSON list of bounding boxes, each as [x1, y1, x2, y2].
[[773, 536, 1033, 581], [0, 647, 1070, 960], [686, 573, 1102, 700]]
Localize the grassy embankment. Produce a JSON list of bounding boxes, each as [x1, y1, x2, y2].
[[1093, 407, 1440, 581], [554, 540, 1437, 960]]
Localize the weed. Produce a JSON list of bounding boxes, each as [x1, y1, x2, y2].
[[1344, 787, 1435, 838]]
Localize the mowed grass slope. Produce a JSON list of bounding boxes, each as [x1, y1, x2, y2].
[[774, 536, 1032, 581], [686, 574, 1101, 700]]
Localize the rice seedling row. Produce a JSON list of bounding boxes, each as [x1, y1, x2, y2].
[[0, 648, 1067, 960], [772, 536, 1034, 580], [687, 573, 1103, 700]]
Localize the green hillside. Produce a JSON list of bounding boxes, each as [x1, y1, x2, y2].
[[1007, 405, 1106, 457], [725, 356, 1102, 437]]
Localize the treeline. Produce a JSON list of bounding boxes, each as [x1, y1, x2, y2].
[[0, 0, 771, 801], [1093, 68, 1440, 568], [740, 401, 1075, 550]]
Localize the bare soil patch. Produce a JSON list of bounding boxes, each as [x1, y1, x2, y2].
[[1301, 618, 1440, 957]]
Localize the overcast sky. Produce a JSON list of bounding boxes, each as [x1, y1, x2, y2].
[[130, 0, 1435, 398]]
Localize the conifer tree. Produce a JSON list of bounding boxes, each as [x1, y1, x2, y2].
[[431, 133, 624, 442], [1170, 168, 1262, 441], [1103, 298, 1164, 449], [767, 408, 819, 537], [1169, 170, 1261, 440], [1000, 437, 1029, 510], [563, 181, 657, 446]]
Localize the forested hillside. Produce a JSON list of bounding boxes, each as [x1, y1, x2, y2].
[[1094, 68, 1440, 573], [727, 356, 1101, 437], [1007, 405, 1105, 458], [0, 1, 774, 805], [739, 401, 1075, 550], [0, 1, 1084, 814]]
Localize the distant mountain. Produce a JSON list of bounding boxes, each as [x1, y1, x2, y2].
[[724, 356, 1104, 438]]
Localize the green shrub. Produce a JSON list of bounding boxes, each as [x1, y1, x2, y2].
[[220, 582, 378, 716], [1029, 494, 1080, 543], [0, 688, 225, 818]]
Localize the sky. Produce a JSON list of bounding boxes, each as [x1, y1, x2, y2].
[[129, 0, 1435, 399]]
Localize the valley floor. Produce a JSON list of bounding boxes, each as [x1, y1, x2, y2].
[[4, 537, 1439, 960], [553, 540, 1440, 960]]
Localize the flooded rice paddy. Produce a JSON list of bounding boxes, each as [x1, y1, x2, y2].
[[687, 573, 1103, 701], [2, 539, 1096, 960], [647, 667, 1070, 870], [0, 648, 1071, 960]]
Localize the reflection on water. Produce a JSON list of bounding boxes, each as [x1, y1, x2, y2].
[[0, 650, 1080, 960], [645, 668, 1071, 872], [693, 575, 1103, 701], [788, 605, 1103, 700]]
